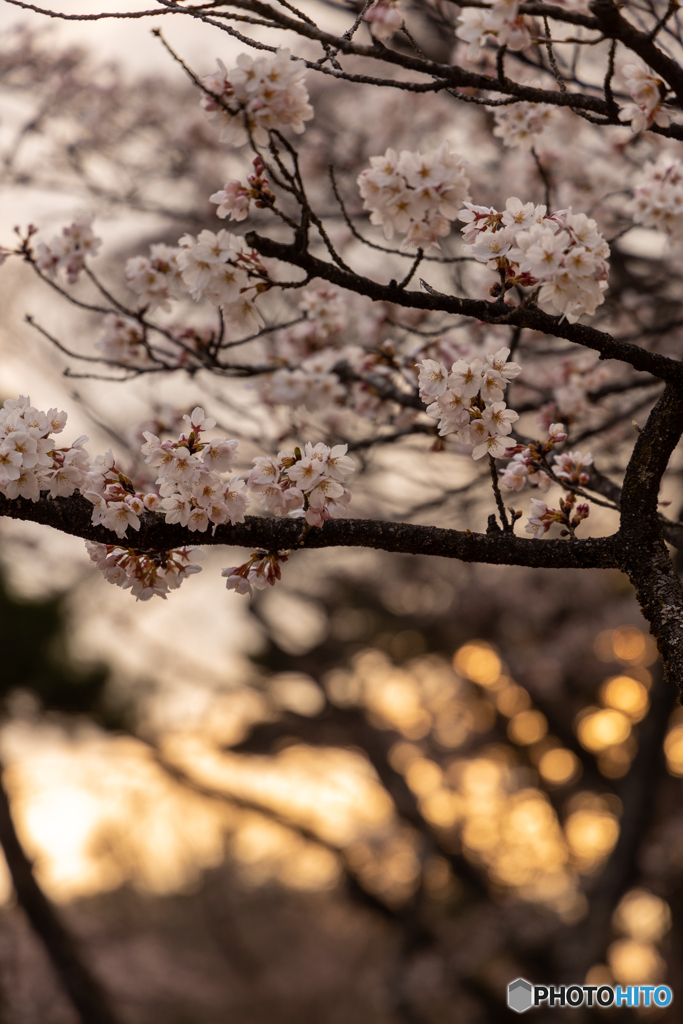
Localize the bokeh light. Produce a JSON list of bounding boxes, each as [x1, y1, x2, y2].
[[564, 802, 619, 872], [664, 713, 683, 776], [453, 643, 501, 687], [607, 939, 665, 985], [601, 675, 649, 721], [613, 889, 671, 943], [593, 627, 658, 666], [538, 748, 581, 786], [507, 710, 548, 745], [576, 708, 631, 752]]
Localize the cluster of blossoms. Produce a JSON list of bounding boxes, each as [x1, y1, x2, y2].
[[499, 422, 567, 491], [0, 396, 88, 502], [417, 347, 521, 459], [495, 424, 593, 538], [525, 493, 590, 537], [0, 393, 354, 597], [492, 101, 554, 151], [176, 229, 266, 331], [201, 48, 313, 147], [247, 442, 355, 527], [222, 549, 289, 597], [133, 407, 248, 536], [210, 156, 275, 222], [619, 60, 670, 133], [363, 0, 403, 40], [629, 154, 683, 242], [34, 214, 101, 284], [125, 243, 181, 312], [357, 143, 471, 250], [456, 0, 531, 60], [86, 543, 204, 601], [460, 197, 610, 322]]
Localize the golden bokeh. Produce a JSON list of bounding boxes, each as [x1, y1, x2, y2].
[[453, 643, 501, 687], [597, 743, 634, 779], [601, 675, 649, 721], [664, 721, 683, 776], [419, 789, 460, 829], [495, 683, 532, 717], [576, 708, 631, 752], [564, 808, 619, 871], [404, 758, 443, 797], [607, 938, 665, 985], [507, 710, 548, 746], [613, 889, 671, 943], [611, 626, 647, 663], [593, 626, 658, 666], [538, 748, 580, 785]]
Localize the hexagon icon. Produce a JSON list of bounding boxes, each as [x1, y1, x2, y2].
[[508, 978, 533, 1013]]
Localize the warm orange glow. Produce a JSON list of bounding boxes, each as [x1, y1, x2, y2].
[[495, 683, 532, 717], [614, 889, 671, 943], [404, 758, 443, 796], [508, 710, 548, 745], [607, 939, 664, 985], [664, 722, 683, 775], [611, 626, 646, 663], [433, 706, 472, 748], [594, 629, 616, 662], [453, 643, 501, 687], [593, 626, 658, 666], [388, 741, 423, 773], [585, 964, 613, 987], [564, 808, 619, 870], [576, 708, 631, 752], [538, 748, 580, 785], [601, 675, 649, 721], [597, 744, 633, 779], [419, 789, 460, 828]]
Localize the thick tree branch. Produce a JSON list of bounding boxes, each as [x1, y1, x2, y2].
[[0, 492, 620, 569], [618, 385, 683, 694], [590, 0, 683, 104]]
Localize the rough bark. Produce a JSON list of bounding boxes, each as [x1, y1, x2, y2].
[[618, 385, 683, 696], [0, 490, 620, 569]]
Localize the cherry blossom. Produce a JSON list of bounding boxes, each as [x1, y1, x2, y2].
[[34, 214, 101, 284], [201, 49, 313, 147], [357, 143, 470, 250]]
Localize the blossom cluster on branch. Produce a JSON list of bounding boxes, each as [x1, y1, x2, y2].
[[460, 198, 610, 322], [619, 60, 670, 133], [629, 154, 683, 241], [0, 397, 355, 600], [417, 347, 521, 459], [34, 214, 101, 285], [456, 0, 531, 59], [357, 144, 471, 250], [201, 48, 313, 147]]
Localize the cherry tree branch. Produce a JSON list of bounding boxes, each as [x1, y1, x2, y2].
[[245, 231, 683, 383], [0, 491, 620, 570]]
